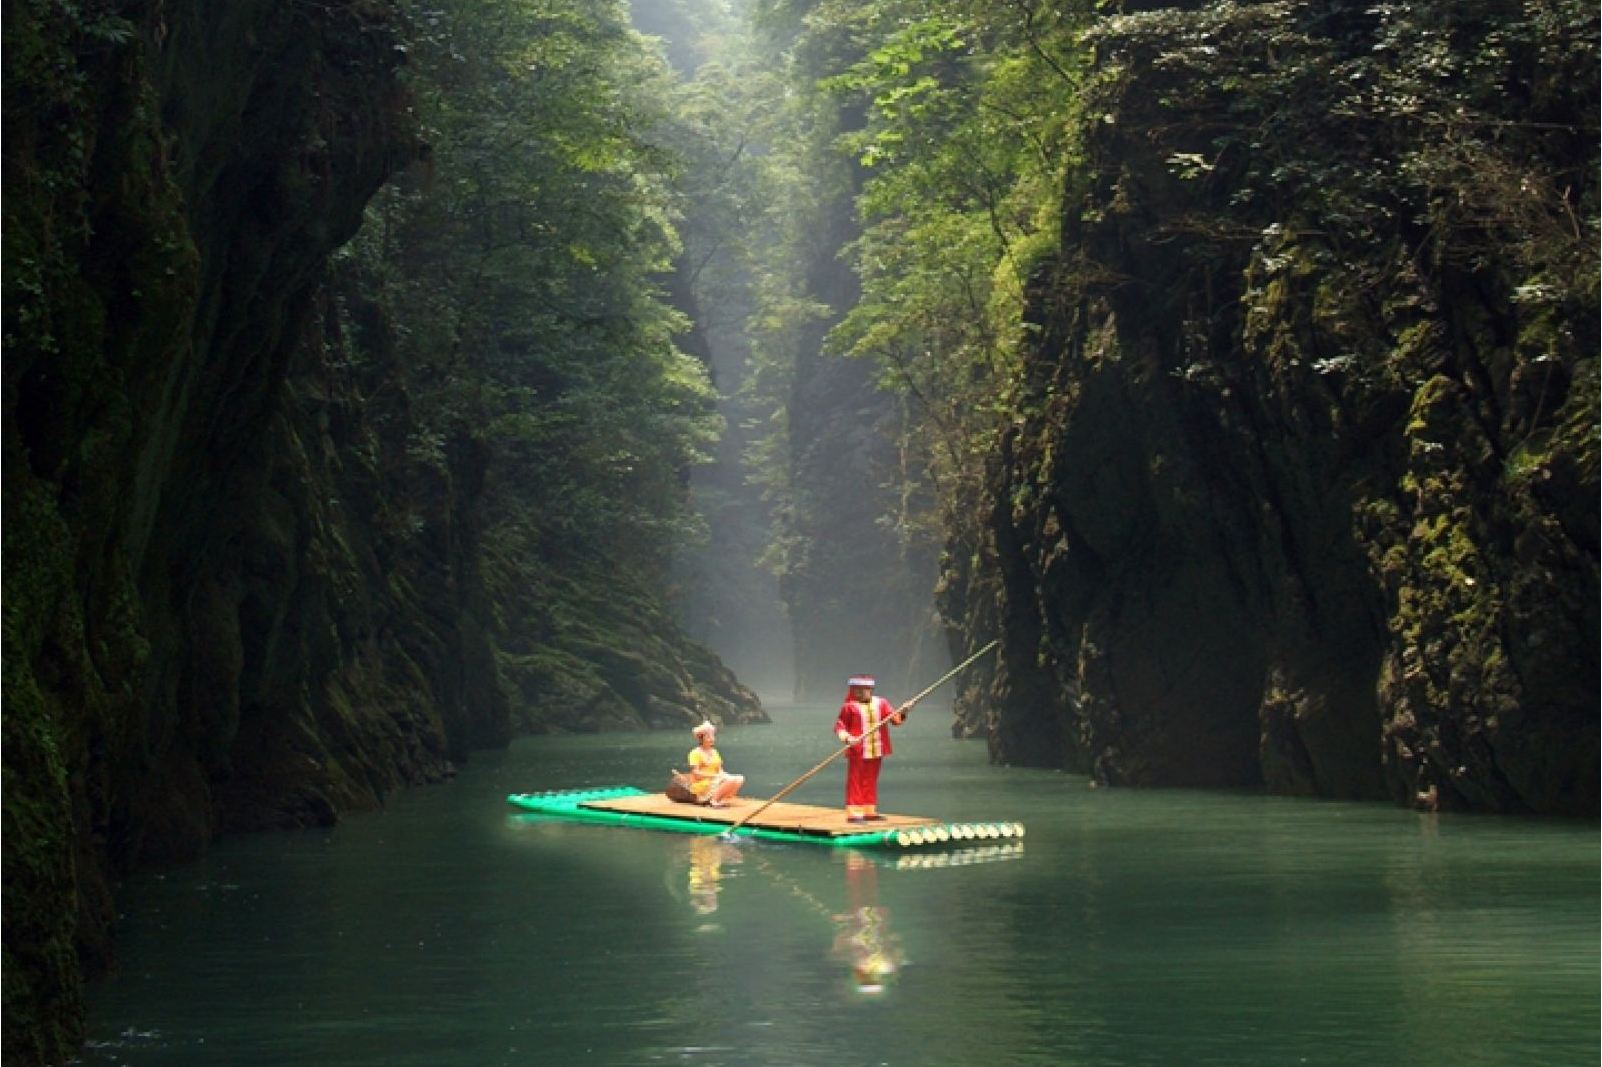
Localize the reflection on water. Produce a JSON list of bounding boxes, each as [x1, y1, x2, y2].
[[831, 852, 903, 995], [883, 840, 1024, 869], [81, 707, 1599, 1067], [672, 835, 921, 993], [685, 834, 742, 919], [672, 826, 1023, 993]]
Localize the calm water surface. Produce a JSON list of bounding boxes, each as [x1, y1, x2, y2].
[[82, 706, 1598, 1066]]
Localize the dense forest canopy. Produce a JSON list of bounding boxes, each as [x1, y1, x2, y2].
[[341, 0, 765, 732], [3, 0, 1596, 1063]]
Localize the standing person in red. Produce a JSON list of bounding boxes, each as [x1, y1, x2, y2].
[[834, 675, 915, 822]]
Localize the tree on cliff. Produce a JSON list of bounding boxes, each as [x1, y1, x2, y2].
[[341, 0, 766, 731]]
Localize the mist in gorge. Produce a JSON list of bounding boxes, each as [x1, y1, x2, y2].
[[631, 0, 796, 703], [633, 0, 951, 704]]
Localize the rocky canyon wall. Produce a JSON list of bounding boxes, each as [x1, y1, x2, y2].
[[945, 1, 1598, 815]]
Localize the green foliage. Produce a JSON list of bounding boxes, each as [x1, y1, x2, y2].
[[343, 0, 722, 571], [1, 467, 88, 1066], [640, 18, 778, 341], [1090, 0, 1599, 315], [819, 1, 1090, 508]]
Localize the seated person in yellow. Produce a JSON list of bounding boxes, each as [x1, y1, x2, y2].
[[688, 721, 745, 808]]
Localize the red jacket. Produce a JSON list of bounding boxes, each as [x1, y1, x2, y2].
[[835, 695, 900, 759]]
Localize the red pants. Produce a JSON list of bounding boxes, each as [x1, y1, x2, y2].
[[844, 755, 884, 816]]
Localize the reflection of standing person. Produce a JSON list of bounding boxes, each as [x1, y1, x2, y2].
[[832, 851, 902, 994], [834, 675, 913, 822], [688, 722, 745, 807]]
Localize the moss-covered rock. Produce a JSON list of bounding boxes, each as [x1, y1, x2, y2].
[[947, 1, 1597, 815], [2, 1, 428, 1059], [494, 555, 765, 735]]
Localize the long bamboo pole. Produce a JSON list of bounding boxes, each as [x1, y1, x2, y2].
[[721, 640, 1000, 839], [895, 638, 1001, 710]]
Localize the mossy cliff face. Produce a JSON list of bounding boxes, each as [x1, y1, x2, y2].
[[2, 2, 447, 1061], [4, 4, 765, 1057], [495, 550, 766, 734], [202, 270, 513, 837], [947, 2, 1597, 814]]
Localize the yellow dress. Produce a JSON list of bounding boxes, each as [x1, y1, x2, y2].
[[688, 746, 723, 799]]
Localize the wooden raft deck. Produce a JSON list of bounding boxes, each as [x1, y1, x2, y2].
[[582, 792, 938, 837], [507, 787, 1026, 851]]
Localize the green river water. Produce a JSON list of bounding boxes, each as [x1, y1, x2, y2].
[[81, 705, 1598, 1066]]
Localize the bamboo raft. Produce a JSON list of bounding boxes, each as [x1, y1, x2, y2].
[[506, 786, 1026, 851]]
